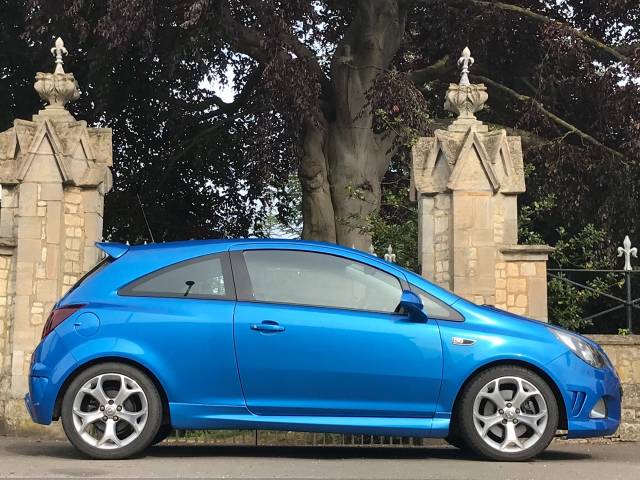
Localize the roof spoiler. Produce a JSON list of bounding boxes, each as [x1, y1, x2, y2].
[[96, 242, 129, 259]]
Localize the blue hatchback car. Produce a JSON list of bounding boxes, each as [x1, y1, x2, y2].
[[25, 239, 621, 460]]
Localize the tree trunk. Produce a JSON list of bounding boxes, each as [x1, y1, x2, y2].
[[299, 117, 336, 242], [299, 0, 407, 249], [327, 125, 389, 249]]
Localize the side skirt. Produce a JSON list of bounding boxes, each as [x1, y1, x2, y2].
[[169, 403, 450, 438]]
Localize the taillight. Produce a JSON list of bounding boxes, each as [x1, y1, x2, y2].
[[41, 304, 86, 339]]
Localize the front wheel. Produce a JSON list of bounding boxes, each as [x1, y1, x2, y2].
[[61, 362, 163, 459], [457, 366, 559, 461], [151, 424, 174, 445]]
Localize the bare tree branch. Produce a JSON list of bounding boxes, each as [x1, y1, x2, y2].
[[178, 67, 263, 120], [414, 0, 631, 65], [477, 1, 630, 64], [407, 55, 452, 85], [457, 0, 630, 65], [212, 1, 270, 63], [209, 67, 263, 117], [212, 2, 333, 101], [472, 74, 626, 161], [159, 104, 265, 188], [273, 30, 333, 98]]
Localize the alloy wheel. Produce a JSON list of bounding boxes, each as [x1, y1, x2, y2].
[[472, 376, 548, 453], [71, 373, 149, 449]]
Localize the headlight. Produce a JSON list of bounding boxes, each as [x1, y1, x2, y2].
[[550, 329, 605, 369]]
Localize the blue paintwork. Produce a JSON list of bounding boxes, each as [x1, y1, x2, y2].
[[25, 239, 621, 440], [95, 241, 129, 259], [399, 290, 427, 322]]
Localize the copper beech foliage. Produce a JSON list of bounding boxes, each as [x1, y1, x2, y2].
[[0, 0, 637, 251]]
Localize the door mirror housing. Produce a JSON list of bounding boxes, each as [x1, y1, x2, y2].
[[399, 290, 428, 323]]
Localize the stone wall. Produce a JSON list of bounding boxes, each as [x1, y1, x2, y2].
[[495, 246, 552, 320], [417, 195, 451, 286], [589, 335, 640, 441], [0, 242, 15, 412], [0, 43, 112, 434], [412, 74, 552, 321]]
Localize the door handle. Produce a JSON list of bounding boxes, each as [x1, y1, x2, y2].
[[250, 321, 285, 333]]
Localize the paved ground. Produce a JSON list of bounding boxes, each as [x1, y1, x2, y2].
[[0, 436, 639, 479]]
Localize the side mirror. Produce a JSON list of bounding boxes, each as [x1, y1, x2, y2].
[[399, 290, 428, 323]]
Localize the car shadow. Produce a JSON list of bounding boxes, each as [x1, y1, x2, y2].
[[4, 440, 87, 460], [5, 441, 592, 462], [148, 444, 592, 462]]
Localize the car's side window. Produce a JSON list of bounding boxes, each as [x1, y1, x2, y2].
[[120, 254, 234, 300], [239, 250, 403, 313], [411, 286, 464, 321]]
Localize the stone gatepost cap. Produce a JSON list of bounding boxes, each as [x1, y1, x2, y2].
[[444, 47, 488, 132], [33, 37, 80, 120]]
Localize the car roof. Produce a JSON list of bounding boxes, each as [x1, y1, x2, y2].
[[98, 238, 384, 265], [84, 238, 462, 307], [124, 238, 359, 253]]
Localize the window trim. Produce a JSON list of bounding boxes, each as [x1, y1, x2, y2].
[[409, 285, 465, 322], [118, 252, 236, 300], [230, 248, 406, 315]]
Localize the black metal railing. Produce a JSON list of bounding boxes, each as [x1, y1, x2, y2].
[[165, 430, 428, 447], [547, 268, 639, 333]]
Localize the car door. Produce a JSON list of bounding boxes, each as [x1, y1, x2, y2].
[[230, 245, 443, 419], [118, 252, 243, 407]]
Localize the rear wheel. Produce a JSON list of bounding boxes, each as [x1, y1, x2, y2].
[[61, 362, 163, 459], [457, 366, 559, 461], [444, 434, 468, 450]]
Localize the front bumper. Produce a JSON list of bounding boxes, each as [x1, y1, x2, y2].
[[547, 351, 621, 438]]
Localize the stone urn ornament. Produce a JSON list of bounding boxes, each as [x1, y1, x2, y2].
[[444, 47, 488, 131], [34, 37, 80, 115]]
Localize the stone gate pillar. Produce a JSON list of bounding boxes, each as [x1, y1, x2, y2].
[[411, 48, 552, 320], [0, 38, 112, 432]]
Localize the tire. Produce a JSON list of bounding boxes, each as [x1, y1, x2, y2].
[[61, 362, 163, 460], [151, 424, 174, 445], [444, 434, 468, 450], [445, 411, 468, 450], [456, 365, 559, 461]]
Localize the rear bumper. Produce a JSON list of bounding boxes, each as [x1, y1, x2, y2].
[[547, 351, 621, 439], [25, 333, 77, 426], [24, 393, 36, 423], [24, 375, 54, 425]]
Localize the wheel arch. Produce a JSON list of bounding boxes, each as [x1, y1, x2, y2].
[[52, 356, 171, 426], [450, 359, 568, 431]]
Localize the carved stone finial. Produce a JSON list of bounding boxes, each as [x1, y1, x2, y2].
[[51, 37, 68, 74], [457, 47, 474, 86], [444, 84, 488, 125], [33, 37, 80, 117], [444, 47, 487, 132]]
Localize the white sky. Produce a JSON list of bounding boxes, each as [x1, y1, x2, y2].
[[199, 68, 301, 239], [199, 65, 236, 103]]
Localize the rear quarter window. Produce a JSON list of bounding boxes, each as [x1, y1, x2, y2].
[[119, 253, 234, 300]]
